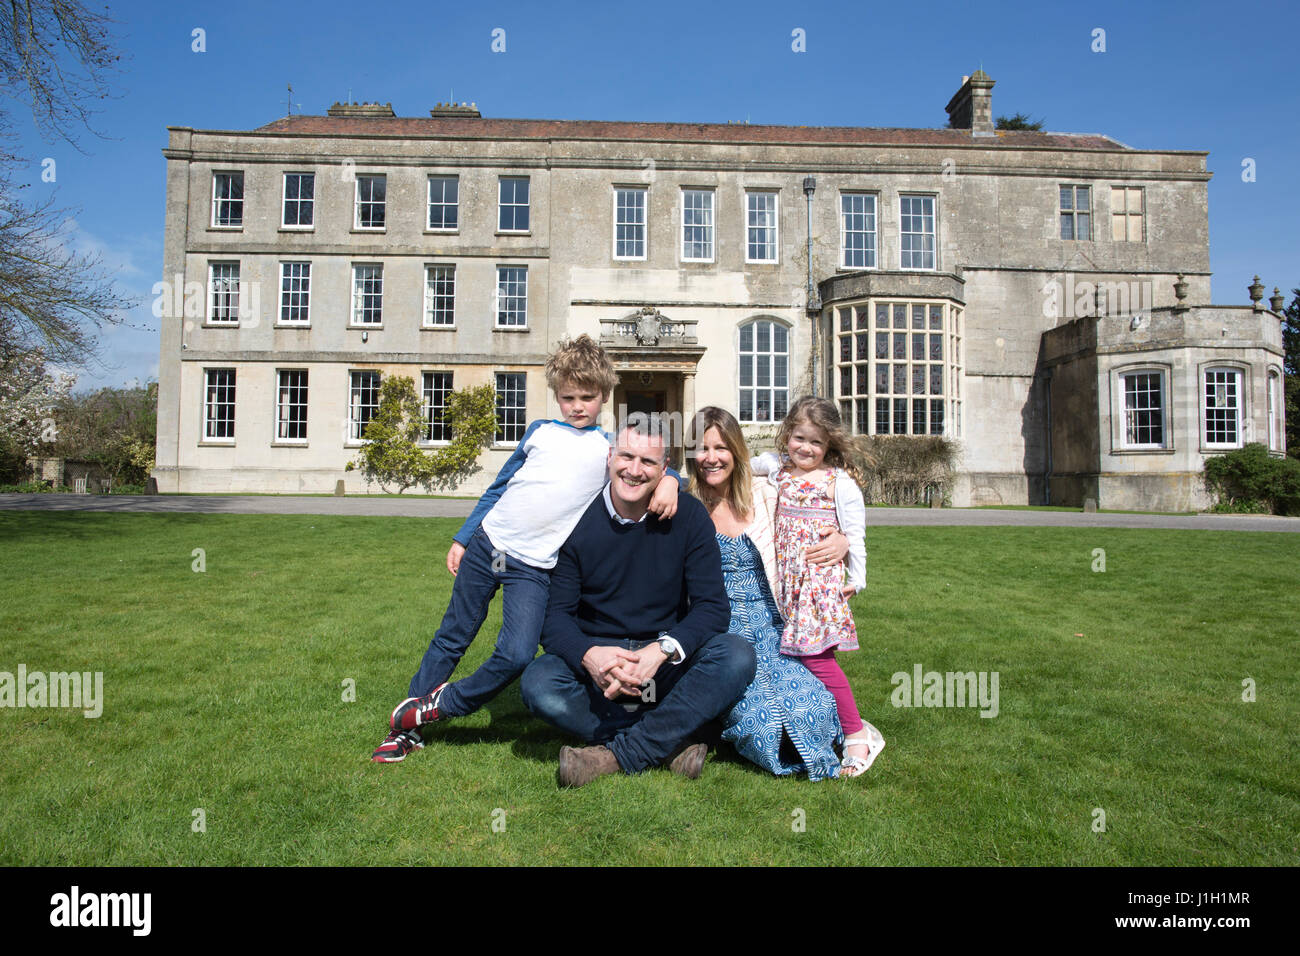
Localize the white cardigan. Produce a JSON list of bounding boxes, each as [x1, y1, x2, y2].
[[750, 452, 868, 593], [741, 476, 782, 603]]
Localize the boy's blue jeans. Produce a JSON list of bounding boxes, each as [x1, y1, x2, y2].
[[406, 527, 550, 717]]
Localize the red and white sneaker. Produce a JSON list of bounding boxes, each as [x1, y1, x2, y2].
[[389, 682, 449, 732], [371, 728, 425, 763]]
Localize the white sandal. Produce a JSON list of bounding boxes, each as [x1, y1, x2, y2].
[[839, 723, 885, 778]]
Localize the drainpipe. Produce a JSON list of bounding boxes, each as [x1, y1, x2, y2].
[[1043, 366, 1053, 506], [803, 175, 821, 396]]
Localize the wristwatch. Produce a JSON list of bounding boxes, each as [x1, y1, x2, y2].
[[656, 633, 679, 662]]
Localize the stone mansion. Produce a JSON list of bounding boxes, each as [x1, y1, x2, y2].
[[153, 71, 1287, 509]]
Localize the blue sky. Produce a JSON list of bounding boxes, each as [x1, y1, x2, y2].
[[9, 0, 1298, 390]]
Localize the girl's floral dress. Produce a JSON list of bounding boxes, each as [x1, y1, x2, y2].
[[773, 467, 859, 656]]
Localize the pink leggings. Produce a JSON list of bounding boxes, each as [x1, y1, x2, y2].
[[798, 649, 863, 736]]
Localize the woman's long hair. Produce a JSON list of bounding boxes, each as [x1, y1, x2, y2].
[[774, 396, 866, 487], [686, 406, 752, 520]]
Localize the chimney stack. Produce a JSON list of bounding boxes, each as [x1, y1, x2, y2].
[[431, 102, 482, 118], [327, 101, 395, 118], [945, 70, 995, 136]]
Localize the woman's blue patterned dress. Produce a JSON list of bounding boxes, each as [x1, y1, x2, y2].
[[717, 532, 843, 780]]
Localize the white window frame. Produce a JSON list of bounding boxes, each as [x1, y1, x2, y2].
[[834, 300, 961, 437], [211, 172, 243, 228], [840, 192, 877, 269], [494, 371, 527, 445], [1111, 186, 1144, 242], [680, 188, 715, 263], [1267, 368, 1283, 453], [275, 369, 308, 443], [423, 264, 456, 328], [422, 371, 454, 445], [1117, 367, 1167, 450], [497, 176, 530, 233], [1202, 365, 1245, 449], [427, 175, 459, 232], [737, 318, 790, 424], [495, 265, 528, 329], [203, 368, 236, 442], [208, 262, 241, 325], [281, 172, 314, 229], [745, 191, 778, 264], [354, 175, 386, 230], [613, 187, 647, 261], [1059, 184, 1091, 241], [348, 370, 381, 443], [899, 194, 936, 271], [351, 264, 383, 327], [278, 261, 311, 325]]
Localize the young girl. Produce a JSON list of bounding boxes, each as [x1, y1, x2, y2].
[[755, 396, 885, 777]]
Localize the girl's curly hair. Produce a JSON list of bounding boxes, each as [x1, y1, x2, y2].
[[774, 396, 866, 487]]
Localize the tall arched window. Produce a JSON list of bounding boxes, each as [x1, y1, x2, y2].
[[738, 319, 789, 423]]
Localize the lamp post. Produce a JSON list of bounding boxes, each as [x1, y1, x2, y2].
[[803, 175, 821, 396]]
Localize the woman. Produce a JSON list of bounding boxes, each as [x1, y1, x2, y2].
[[687, 406, 848, 781]]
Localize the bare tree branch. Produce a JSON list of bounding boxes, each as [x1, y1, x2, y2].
[[0, 0, 123, 146], [0, 0, 130, 366]]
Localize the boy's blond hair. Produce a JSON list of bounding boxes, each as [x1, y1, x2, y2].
[[545, 334, 618, 398]]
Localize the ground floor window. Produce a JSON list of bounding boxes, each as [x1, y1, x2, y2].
[[276, 369, 308, 441], [349, 370, 380, 441], [738, 318, 789, 423], [204, 369, 236, 440], [833, 299, 962, 436], [1120, 369, 1165, 448], [495, 372, 526, 443], [1268, 369, 1282, 452], [423, 371, 453, 443], [1203, 367, 1243, 447]]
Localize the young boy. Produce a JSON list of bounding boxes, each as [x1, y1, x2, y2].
[[373, 334, 679, 761]]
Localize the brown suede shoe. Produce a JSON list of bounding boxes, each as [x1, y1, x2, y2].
[[557, 745, 621, 788], [666, 741, 708, 779]]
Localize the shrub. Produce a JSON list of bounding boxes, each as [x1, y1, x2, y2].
[[0, 481, 65, 493], [848, 435, 960, 505], [347, 378, 496, 493], [1204, 443, 1300, 516]]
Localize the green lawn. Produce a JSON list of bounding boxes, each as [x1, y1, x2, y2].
[[0, 511, 1295, 865]]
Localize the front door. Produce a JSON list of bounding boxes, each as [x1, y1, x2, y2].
[[622, 389, 667, 420]]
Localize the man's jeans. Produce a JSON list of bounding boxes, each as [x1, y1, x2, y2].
[[520, 632, 756, 773], [407, 527, 550, 717]]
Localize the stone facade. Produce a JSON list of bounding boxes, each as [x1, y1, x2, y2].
[[1041, 305, 1285, 510], [153, 75, 1287, 504]]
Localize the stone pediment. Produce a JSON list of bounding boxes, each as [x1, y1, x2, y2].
[[599, 307, 699, 347]]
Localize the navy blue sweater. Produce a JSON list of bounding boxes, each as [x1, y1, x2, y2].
[[542, 489, 730, 672]]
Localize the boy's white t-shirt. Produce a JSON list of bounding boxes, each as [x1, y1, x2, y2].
[[479, 420, 613, 569]]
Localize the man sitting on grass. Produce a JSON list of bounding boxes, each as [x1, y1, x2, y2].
[[372, 336, 679, 762], [520, 416, 756, 787]]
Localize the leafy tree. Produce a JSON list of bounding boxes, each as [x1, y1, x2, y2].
[[0, 1, 130, 365], [1285, 376, 1298, 462], [347, 378, 497, 493], [1281, 287, 1299, 378], [51, 380, 157, 483], [996, 113, 1045, 131]]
